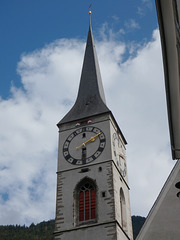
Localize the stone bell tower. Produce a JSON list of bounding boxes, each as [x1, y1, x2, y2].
[[54, 11, 133, 240]]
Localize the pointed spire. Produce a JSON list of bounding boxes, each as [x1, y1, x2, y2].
[[58, 12, 110, 126]]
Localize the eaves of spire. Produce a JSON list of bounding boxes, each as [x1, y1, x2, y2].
[[58, 14, 110, 127]]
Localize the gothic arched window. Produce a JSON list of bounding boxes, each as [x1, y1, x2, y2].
[[78, 180, 96, 222]]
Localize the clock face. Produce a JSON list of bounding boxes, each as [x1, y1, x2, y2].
[[63, 126, 106, 165], [112, 132, 126, 177]]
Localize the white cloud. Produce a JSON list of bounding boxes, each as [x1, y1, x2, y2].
[[142, 0, 153, 9], [0, 28, 175, 225], [125, 19, 140, 31], [137, 7, 145, 17], [101, 29, 175, 216], [98, 21, 126, 41], [137, 0, 153, 16]]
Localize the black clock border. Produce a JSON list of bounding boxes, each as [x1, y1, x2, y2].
[[63, 126, 106, 165]]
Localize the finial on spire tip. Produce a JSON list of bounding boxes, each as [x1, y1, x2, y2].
[[88, 3, 92, 15], [88, 3, 92, 26]]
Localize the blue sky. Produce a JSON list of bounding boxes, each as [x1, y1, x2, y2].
[[0, 0, 176, 226], [0, 0, 157, 98]]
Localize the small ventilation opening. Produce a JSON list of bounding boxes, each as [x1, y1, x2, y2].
[[98, 167, 102, 172], [101, 191, 106, 198], [80, 168, 89, 173]]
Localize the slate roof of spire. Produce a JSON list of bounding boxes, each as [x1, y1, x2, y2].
[[58, 20, 110, 126]]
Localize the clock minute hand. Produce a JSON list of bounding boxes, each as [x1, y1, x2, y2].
[[87, 132, 102, 143], [119, 153, 126, 159], [76, 132, 102, 149]]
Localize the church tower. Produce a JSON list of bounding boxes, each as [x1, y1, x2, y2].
[[54, 12, 133, 240]]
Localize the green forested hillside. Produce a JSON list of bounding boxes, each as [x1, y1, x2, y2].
[[0, 216, 145, 240], [132, 215, 146, 239], [0, 220, 54, 240]]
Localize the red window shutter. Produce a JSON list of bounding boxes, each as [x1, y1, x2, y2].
[[79, 191, 84, 221], [85, 190, 90, 220], [79, 184, 96, 222], [91, 189, 96, 219]]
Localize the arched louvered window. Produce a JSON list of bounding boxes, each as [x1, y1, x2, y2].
[[79, 182, 96, 222]]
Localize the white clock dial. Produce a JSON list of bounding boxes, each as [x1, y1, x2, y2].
[[112, 132, 126, 177], [63, 126, 106, 165]]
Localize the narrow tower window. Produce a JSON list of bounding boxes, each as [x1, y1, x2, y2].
[[120, 188, 127, 232], [82, 146, 87, 159]]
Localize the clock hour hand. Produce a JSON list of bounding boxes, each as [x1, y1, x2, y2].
[[76, 132, 102, 149]]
